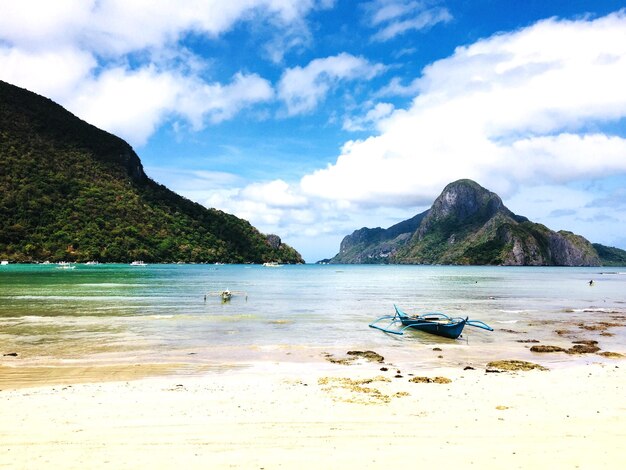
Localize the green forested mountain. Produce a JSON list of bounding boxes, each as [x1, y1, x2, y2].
[[0, 80, 303, 264], [331, 179, 625, 266]]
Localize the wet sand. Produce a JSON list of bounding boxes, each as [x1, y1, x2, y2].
[[1, 356, 625, 469]]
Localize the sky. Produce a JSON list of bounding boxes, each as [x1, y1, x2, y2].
[[1, 0, 626, 262]]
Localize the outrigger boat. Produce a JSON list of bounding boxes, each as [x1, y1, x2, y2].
[[369, 305, 493, 339]]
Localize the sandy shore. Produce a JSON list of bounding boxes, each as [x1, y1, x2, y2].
[[1, 355, 625, 470]]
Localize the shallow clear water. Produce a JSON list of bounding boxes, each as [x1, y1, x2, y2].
[[1, 264, 625, 370]]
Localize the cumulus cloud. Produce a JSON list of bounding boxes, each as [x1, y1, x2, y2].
[[300, 11, 626, 206], [277, 53, 385, 115], [343, 102, 395, 131], [0, 0, 325, 146], [206, 10, 626, 259], [364, 0, 452, 41]]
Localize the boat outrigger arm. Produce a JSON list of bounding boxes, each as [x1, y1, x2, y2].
[[369, 305, 493, 336]]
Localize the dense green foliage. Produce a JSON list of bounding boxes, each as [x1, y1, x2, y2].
[[0, 80, 303, 264], [593, 243, 626, 266]]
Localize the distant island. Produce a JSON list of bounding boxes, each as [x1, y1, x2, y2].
[[0, 80, 303, 264], [328, 179, 626, 266]]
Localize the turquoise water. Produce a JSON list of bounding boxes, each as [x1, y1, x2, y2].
[[1, 264, 625, 369]]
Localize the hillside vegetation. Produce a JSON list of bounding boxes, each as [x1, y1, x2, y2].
[[0, 80, 303, 264], [331, 179, 625, 266]]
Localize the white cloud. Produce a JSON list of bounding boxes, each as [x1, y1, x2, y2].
[[0, 0, 324, 146], [278, 53, 385, 115], [203, 10, 626, 259], [364, 0, 452, 42], [0, 0, 325, 55], [300, 11, 626, 206], [343, 102, 395, 131]]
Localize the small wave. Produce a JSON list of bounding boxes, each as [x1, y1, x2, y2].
[[581, 308, 625, 314], [77, 283, 146, 287], [495, 319, 519, 323]]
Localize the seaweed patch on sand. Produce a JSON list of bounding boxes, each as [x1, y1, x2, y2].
[[347, 350, 385, 363], [597, 351, 624, 358], [486, 360, 548, 372], [409, 376, 452, 384], [318, 376, 398, 405], [323, 350, 385, 365]]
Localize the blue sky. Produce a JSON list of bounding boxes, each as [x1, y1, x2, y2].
[[1, 0, 626, 262]]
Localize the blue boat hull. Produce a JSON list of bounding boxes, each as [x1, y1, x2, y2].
[[369, 305, 492, 338], [398, 317, 467, 339]]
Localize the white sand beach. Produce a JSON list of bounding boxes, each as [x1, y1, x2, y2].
[[1, 357, 624, 469]]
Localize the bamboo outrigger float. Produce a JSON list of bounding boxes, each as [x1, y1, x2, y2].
[[369, 305, 493, 339]]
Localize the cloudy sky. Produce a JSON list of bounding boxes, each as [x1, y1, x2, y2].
[[2, 0, 626, 262]]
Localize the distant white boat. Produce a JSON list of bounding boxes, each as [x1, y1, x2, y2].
[[57, 261, 75, 270], [130, 261, 147, 266], [85, 261, 99, 265], [1, 260, 8, 266], [263, 262, 282, 267]]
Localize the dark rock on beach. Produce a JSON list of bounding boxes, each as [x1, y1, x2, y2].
[[567, 344, 601, 354], [530, 345, 567, 353], [486, 360, 548, 372]]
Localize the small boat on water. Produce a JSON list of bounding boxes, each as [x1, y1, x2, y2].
[[205, 289, 247, 302], [369, 305, 493, 339], [263, 262, 282, 267], [130, 261, 147, 266], [1, 260, 8, 266], [57, 262, 75, 270]]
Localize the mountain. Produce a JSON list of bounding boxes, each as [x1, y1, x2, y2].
[[0, 80, 303, 264], [330, 179, 625, 266]]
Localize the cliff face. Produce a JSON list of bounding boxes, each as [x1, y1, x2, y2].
[[332, 211, 427, 263], [330, 179, 606, 266], [0, 80, 303, 264]]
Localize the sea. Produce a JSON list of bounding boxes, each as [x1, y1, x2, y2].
[[1, 263, 625, 376]]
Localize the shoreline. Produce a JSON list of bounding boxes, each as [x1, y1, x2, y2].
[[2, 339, 623, 390], [1, 353, 625, 469]]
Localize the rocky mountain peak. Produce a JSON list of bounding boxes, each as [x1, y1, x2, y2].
[[328, 178, 621, 266], [417, 179, 508, 239], [431, 179, 503, 220]]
